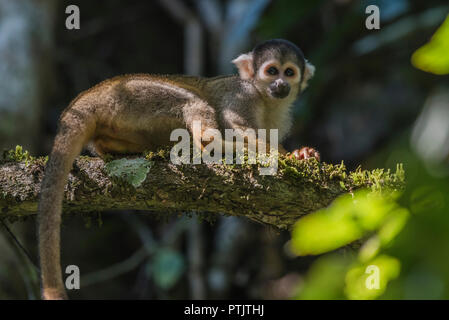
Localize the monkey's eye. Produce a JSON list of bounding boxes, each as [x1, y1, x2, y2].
[[266, 66, 278, 76], [284, 68, 295, 77]]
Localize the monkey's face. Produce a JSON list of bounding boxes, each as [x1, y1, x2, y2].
[[232, 39, 315, 103], [256, 59, 301, 99]]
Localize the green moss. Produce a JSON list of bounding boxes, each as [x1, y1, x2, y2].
[[142, 146, 405, 195], [0, 144, 405, 227], [1, 145, 48, 166], [278, 155, 405, 194], [144, 147, 171, 161], [279, 156, 347, 184], [2, 145, 34, 164], [349, 163, 405, 193]]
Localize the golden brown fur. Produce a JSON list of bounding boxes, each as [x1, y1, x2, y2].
[[38, 39, 318, 299]]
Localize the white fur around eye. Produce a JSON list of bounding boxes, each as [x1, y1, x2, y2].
[[258, 60, 280, 81], [282, 63, 301, 83]]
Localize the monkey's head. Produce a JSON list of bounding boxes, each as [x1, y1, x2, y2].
[[232, 39, 315, 100]]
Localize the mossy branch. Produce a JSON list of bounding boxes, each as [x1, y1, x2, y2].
[[0, 147, 405, 229]]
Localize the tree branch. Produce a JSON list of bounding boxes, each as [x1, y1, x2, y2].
[[0, 153, 404, 229]]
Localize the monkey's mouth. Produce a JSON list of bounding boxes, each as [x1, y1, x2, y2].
[[268, 82, 290, 99], [269, 88, 290, 99]]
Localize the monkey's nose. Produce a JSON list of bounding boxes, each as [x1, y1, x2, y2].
[[277, 82, 289, 92], [270, 81, 290, 98]]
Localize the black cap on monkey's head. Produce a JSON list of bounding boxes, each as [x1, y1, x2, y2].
[[252, 39, 305, 75]]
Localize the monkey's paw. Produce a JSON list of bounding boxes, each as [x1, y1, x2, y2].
[[289, 147, 320, 161]]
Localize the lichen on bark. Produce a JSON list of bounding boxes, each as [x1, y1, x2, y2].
[[0, 146, 405, 229]]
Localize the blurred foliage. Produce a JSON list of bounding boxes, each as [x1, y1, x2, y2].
[[290, 189, 408, 257], [292, 151, 449, 299], [290, 16, 449, 298], [148, 248, 185, 290], [258, 0, 323, 38], [412, 14, 449, 75], [344, 254, 400, 300]]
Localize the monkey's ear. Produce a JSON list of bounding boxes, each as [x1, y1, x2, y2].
[[232, 52, 255, 80], [301, 60, 315, 90]]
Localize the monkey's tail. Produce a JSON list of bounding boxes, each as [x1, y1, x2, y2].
[[38, 117, 94, 300]]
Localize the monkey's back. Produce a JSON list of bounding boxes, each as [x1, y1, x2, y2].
[[60, 73, 237, 154]]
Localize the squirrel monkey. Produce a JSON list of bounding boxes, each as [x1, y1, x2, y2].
[[38, 39, 319, 299]]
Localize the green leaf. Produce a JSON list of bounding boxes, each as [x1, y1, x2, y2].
[[412, 14, 449, 75], [345, 255, 400, 300], [149, 249, 185, 290], [104, 158, 153, 188], [294, 254, 351, 300], [290, 196, 364, 255], [290, 190, 400, 256], [377, 208, 409, 246]]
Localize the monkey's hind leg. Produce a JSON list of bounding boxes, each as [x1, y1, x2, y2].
[[38, 115, 95, 300]]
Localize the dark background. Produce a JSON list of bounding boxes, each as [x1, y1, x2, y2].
[[0, 0, 448, 299]]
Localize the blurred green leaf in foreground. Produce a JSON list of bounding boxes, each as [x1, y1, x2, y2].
[[289, 12, 449, 299], [412, 14, 449, 75], [290, 149, 449, 299], [290, 188, 408, 300]]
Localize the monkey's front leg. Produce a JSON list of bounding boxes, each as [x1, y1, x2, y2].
[[289, 147, 320, 161], [277, 144, 320, 161]]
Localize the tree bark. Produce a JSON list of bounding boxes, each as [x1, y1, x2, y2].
[[0, 155, 403, 229]]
